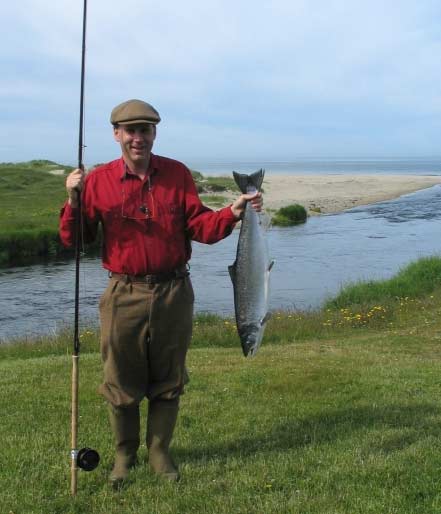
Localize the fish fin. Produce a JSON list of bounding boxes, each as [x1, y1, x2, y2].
[[260, 312, 272, 326], [232, 169, 265, 194], [228, 263, 236, 283], [268, 260, 275, 272]]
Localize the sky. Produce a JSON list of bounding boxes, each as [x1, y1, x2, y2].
[[1, 0, 441, 166]]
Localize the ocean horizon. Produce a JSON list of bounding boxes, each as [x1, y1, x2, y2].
[[27, 156, 441, 176], [184, 157, 441, 176]]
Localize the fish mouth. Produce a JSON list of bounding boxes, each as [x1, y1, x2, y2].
[[242, 341, 255, 357], [243, 343, 258, 357], [240, 325, 265, 357]]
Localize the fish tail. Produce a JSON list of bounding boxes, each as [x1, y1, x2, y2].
[[232, 169, 265, 194]]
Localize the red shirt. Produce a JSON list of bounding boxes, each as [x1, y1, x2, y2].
[[59, 155, 237, 274]]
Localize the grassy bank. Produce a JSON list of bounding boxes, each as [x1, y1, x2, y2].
[[2, 258, 441, 513], [0, 160, 73, 265]]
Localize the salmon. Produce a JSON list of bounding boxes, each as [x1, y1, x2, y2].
[[229, 169, 273, 357]]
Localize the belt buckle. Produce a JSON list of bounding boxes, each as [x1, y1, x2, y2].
[[144, 274, 156, 284]]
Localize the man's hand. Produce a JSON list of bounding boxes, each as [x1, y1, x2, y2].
[[66, 168, 86, 207], [231, 192, 263, 220]]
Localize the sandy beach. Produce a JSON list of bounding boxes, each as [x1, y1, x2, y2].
[[261, 174, 441, 214]]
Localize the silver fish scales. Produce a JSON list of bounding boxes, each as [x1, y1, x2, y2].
[[229, 169, 273, 357]]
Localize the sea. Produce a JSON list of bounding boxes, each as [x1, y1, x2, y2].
[[184, 157, 441, 176]]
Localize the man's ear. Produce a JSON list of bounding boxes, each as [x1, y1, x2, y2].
[[113, 126, 121, 142]]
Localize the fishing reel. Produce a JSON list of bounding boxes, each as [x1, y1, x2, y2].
[[72, 447, 100, 472]]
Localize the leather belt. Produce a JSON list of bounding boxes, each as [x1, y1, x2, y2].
[[110, 268, 189, 284]]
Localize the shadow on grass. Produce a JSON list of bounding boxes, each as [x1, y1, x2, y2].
[[177, 402, 440, 463]]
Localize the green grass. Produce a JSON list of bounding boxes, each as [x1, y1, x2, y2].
[[0, 160, 74, 265], [326, 256, 441, 309], [272, 204, 308, 226], [199, 194, 229, 207], [191, 172, 237, 193], [3, 258, 441, 512]]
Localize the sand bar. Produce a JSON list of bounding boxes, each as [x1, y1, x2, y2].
[[260, 174, 441, 214]]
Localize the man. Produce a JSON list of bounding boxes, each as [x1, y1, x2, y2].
[[59, 99, 262, 487]]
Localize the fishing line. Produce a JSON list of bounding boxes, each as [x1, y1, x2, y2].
[[78, 61, 88, 303], [80, 103, 87, 303]]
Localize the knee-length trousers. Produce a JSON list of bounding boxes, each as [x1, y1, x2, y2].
[[98, 275, 194, 408]]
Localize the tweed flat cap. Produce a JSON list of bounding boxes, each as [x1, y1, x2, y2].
[[110, 99, 161, 125]]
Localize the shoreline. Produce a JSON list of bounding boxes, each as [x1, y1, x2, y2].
[[260, 174, 441, 214]]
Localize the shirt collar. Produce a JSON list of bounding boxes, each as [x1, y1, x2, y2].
[[119, 154, 159, 180]]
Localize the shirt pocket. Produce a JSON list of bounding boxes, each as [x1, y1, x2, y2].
[[162, 204, 185, 233]]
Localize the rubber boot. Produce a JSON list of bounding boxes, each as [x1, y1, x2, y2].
[[108, 405, 140, 489], [146, 398, 180, 481]]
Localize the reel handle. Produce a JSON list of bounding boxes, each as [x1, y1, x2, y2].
[[74, 447, 100, 472]]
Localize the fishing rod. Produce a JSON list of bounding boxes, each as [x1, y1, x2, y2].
[[70, 0, 99, 496]]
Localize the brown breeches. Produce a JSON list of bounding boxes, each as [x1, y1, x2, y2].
[[98, 275, 194, 407]]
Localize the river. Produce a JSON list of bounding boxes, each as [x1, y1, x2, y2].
[[1, 183, 441, 341]]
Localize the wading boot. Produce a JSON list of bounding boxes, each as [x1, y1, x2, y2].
[[146, 398, 180, 481], [108, 405, 140, 489]]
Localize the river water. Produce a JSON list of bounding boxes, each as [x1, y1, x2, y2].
[[1, 183, 441, 341]]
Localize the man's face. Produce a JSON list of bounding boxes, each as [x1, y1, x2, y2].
[[113, 123, 156, 166]]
